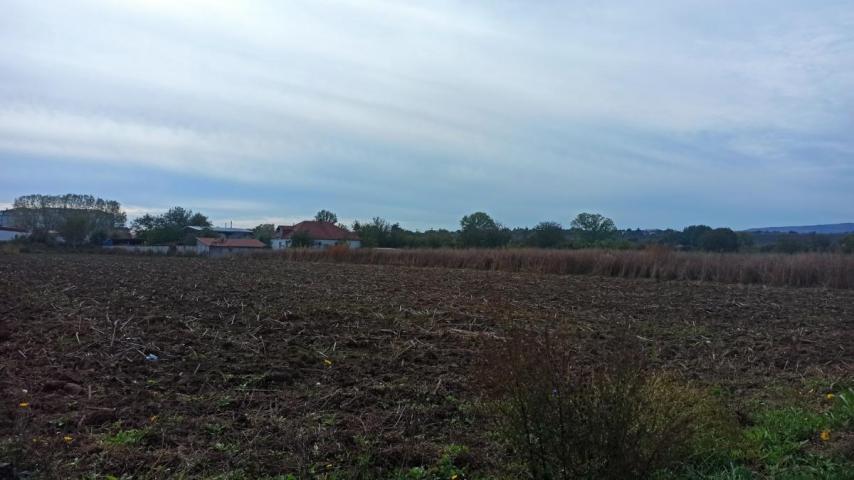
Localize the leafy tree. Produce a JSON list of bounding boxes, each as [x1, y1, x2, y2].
[[805, 233, 831, 252], [252, 224, 276, 246], [315, 210, 338, 224], [352, 217, 409, 248], [460, 212, 510, 248], [841, 235, 854, 254], [290, 230, 313, 248], [131, 206, 212, 245], [189, 212, 211, 227], [570, 213, 617, 245], [88, 229, 110, 246], [529, 221, 565, 248], [11, 193, 126, 242], [775, 234, 804, 254], [736, 232, 755, 251], [699, 228, 739, 252], [57, 212, 91, 246], [423, 229, 456, 248], [353, 217, 389, 248], [681, 225, 713, 249]]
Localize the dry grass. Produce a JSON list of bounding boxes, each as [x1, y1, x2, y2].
[[269, 247, 854, 289]]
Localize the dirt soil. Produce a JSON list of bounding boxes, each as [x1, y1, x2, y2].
[[1, 254, 853, 478]]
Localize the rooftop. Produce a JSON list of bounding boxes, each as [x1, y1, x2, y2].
[[276, 221, 359, 241], [185, 226, 253, 234]]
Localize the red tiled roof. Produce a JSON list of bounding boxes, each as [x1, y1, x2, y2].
[[196, 237, 266, 248], [277, 221, 359, 241]]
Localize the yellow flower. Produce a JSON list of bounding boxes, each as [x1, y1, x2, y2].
[[18, 402, 29, 408], [826, 393, 835, 400], [150, 415, 158, 423], [820, 430, 831, 442], [451, 475, 459, 480], [323, 359, 333, 367], [63, 435, 73, 443]]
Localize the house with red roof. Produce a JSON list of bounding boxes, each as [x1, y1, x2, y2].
[[271, 221, 361, 250], [196, 237, 267, 256]]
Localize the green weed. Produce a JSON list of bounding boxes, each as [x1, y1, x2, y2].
[[102, 427, 148, 446]]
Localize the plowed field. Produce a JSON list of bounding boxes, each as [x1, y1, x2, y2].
[[2, 254, 852, 478]]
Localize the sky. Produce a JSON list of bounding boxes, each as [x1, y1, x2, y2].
[[1, 0, 853, 230]]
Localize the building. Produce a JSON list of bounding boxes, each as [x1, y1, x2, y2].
[[0, 226, 29, 242], [196, 237, 266, 256], [0, 209, 21, 228], [271, 221, 361, 249], [184, 226, 253, 239]]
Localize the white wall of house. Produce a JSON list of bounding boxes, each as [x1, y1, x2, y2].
[[271, 239, 291, 250], [0, 230, 27, 242]]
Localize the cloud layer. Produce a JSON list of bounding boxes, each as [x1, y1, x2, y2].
[[1, 0, 853, 229]]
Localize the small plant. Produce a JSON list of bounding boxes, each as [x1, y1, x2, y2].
[[102, 427, 148, 446], [389, 445, 469, 480], [827, 387, 854, 429]]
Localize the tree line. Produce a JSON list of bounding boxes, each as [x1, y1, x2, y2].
[[5, 193, 854, 253], [8, 194, 126, 246]]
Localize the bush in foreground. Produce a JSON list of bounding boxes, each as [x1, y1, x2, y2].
[[478, 327, 739, 480]]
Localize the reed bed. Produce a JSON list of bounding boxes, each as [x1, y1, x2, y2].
[[270, 248, 854, 289]]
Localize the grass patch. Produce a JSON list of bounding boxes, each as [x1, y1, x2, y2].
[[391, 445, 469, 480], [101, 425, 149, 446]]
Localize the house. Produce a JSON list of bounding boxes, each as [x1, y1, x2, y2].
[[271, 221, 361, 249], [196, 237, 267, 256], [0, 210, 17, 228], [0, 226, 28, 242], [184, 226, 253, 239]]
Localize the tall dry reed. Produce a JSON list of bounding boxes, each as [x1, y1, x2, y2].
[[265, 248, 854, 289]]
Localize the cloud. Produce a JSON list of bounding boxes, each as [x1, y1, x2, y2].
[[0, 0, 852, 229]]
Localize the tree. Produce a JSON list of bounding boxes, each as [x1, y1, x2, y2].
[[775, 234, 804, 254], [252, 224, 275, 246], [290, 230, 313, 247], [11, 193, 126, 242], [352, 217, 409, 248], [189, 212, 211, 227], [460, 212, 510, 248], [58, 212, 91, 246], [530, 221, 565, 248], [841, 235, 854, 254], [570, 213, 617, 245], [737, 232, 755, 251], [131, 206, 212, 245], [88, 229, 110, 246], [423, 229, 456, 248], [315, 210, 338, 224], [681, 225, 713, 249], [699, 228, 739, 252]]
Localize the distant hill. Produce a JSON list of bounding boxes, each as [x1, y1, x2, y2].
[[746, 223, 854, 234]]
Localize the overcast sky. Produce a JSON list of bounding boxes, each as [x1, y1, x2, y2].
[[1, 0, 852, 230]]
